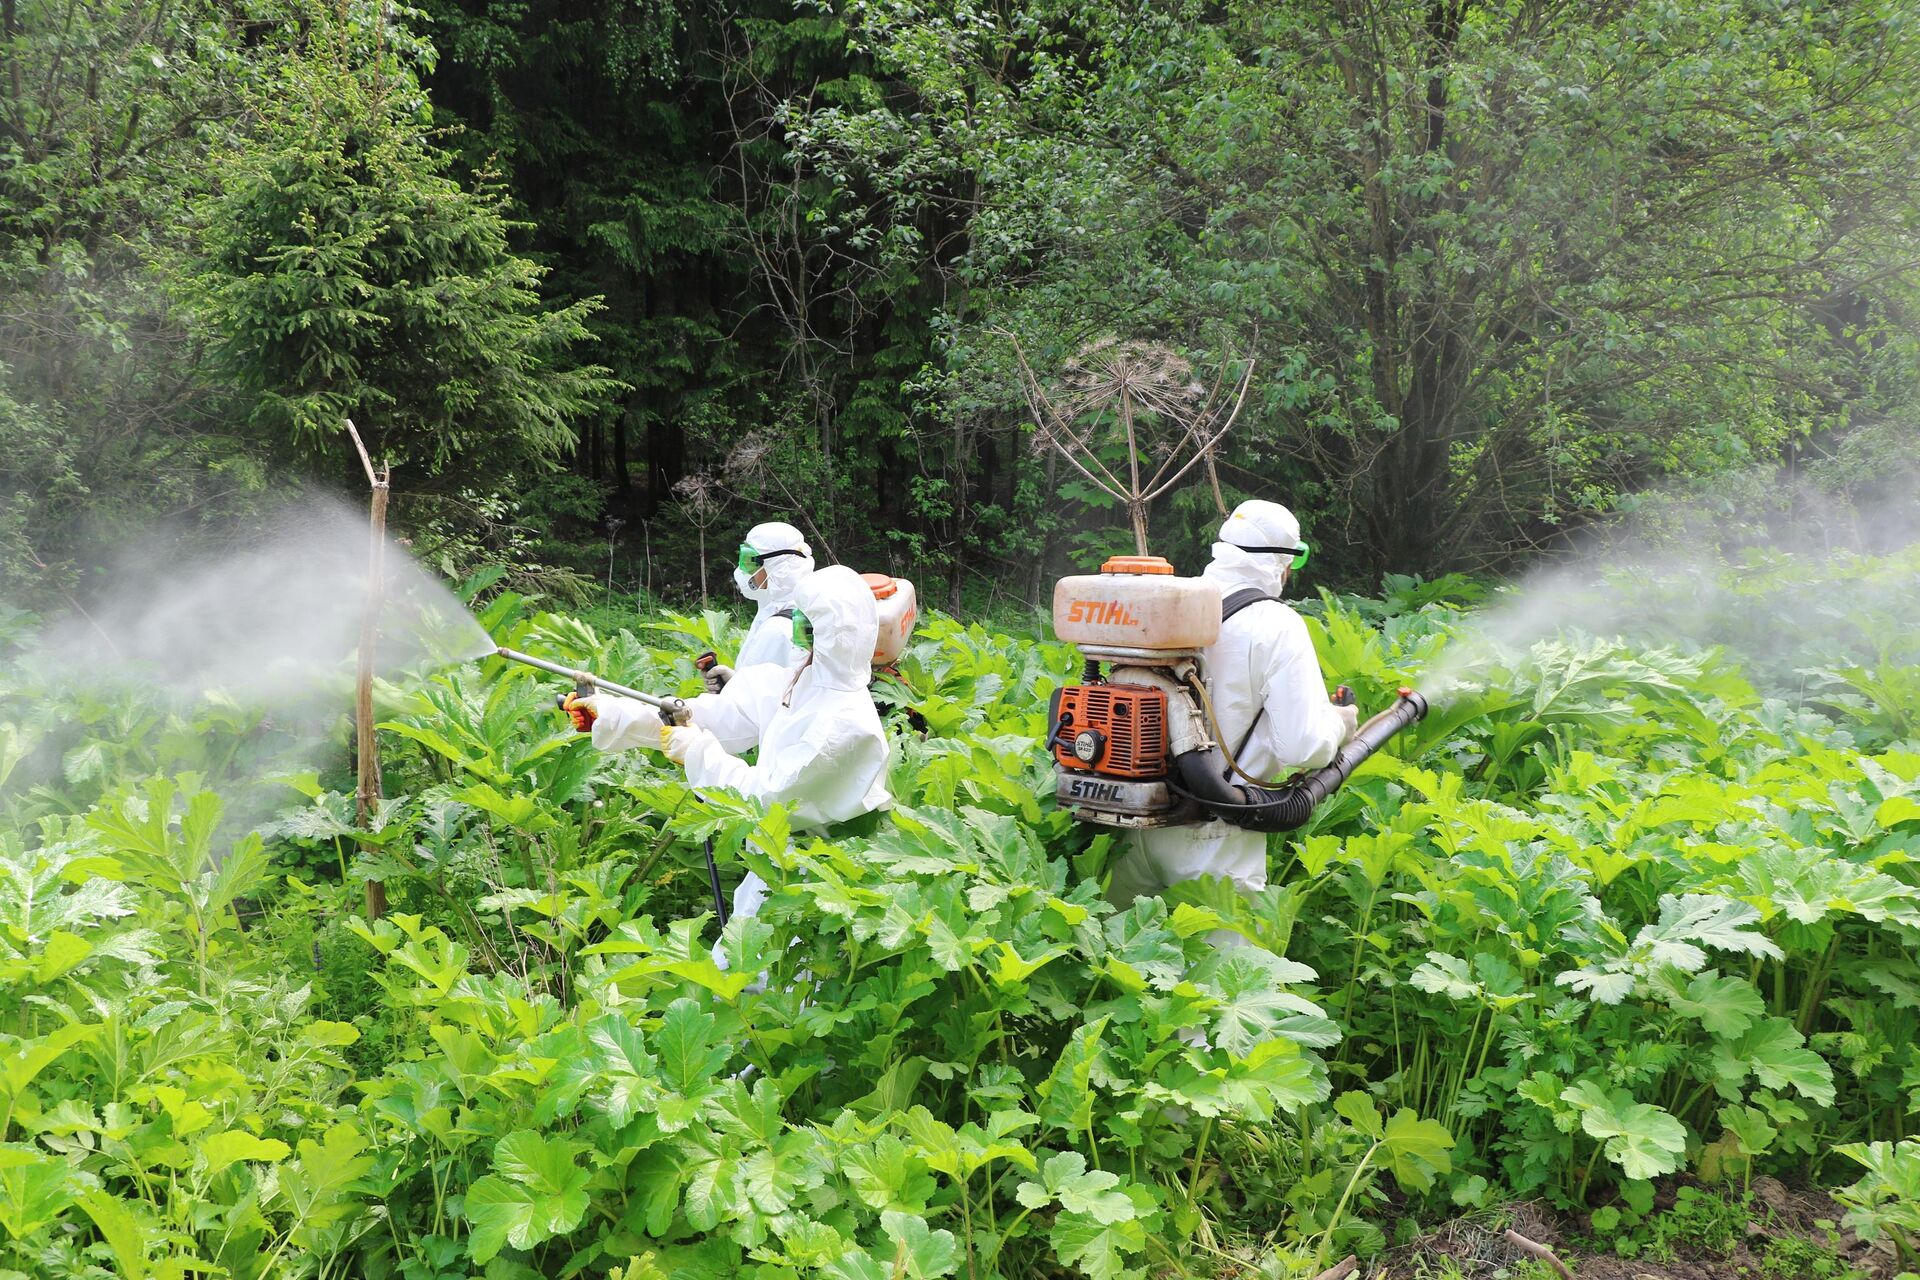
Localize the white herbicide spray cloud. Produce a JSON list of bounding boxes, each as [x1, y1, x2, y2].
[[20, 496, 494, 705], [1417, 467, 1920, 705]]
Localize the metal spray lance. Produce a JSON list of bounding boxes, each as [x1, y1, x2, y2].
[[491, 646, 692, 724]]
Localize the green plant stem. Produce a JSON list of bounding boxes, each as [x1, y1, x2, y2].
[[1574, 1141, 1604, 1205], [1796, 933, 1840, 1034], [987, 1205, 1036, 1271], [1186, 1116, 1215, 1208], [1312, 1142, 1378, 1270]]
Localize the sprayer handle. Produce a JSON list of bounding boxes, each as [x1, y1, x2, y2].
[[1332, 685, 1356, 707]]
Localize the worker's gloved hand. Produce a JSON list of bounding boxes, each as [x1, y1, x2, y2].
[[660, 723, 715, 766], [561, 692, 599, 732], [588, 697, 664, 752], [702, 663, 735, 695], [1334, 701, 1360, 744]]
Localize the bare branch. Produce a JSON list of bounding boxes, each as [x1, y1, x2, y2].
[[343, 418, 384, 489]]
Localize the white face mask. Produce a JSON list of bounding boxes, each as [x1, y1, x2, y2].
[[734, 566, 769, 601]]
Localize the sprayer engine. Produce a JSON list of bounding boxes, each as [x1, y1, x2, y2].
[[1047, 555, 1430, 832], [1049, 556, 1217, 827]]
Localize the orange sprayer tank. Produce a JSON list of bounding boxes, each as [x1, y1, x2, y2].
[[1051, 555, 1220, 653], [863, 573, 919, 665]]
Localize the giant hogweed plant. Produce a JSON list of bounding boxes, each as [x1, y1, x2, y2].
[[0, 562, 1918, 1276], [1289, 590, 1920, 1213], [0, 782, 372, 1278], [341, 603, 1410, 1277]]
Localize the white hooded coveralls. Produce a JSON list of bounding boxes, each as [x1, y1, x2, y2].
[[1108, 502, 1348, 905], [732, 521, 815, 671], [591, 564, 892, 925]]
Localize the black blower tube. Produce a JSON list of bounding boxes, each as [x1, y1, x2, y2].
[[1172, 689, 1429, 833]]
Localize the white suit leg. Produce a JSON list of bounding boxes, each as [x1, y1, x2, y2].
[[1105, 830, 1167, 907], [1123, 823, 1267, 954], [711, 870, 769, 973]]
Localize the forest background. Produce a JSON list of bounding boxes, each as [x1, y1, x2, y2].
[[5, 0, 1920, 613]]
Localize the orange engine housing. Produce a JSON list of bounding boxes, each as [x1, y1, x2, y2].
[[1050, 684, 1170, 780]]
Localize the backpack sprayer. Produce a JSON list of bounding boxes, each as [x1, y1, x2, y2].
[[1047, 556, 1428, 831]]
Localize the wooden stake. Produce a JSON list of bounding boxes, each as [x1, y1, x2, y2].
[[345, 419, 390, 920], [1309, 1256, 1357, 1280], [1503, 1229, 1574, 1280]]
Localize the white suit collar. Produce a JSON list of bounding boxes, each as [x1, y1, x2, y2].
[[1203, 543, 1287, 597]]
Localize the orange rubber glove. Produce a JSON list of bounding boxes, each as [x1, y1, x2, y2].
[[561, 692, 599, 733]]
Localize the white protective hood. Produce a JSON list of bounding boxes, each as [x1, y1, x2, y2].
[[680, 565, 890, 828], [733, 520, 815, 670], [1210, 499, 1301, 597]]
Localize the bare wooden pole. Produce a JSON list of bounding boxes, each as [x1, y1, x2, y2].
[[1502, 1230, 1574, 1280], [345, 419, 390, 920]]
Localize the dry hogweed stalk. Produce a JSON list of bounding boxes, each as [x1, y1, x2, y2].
[[719, 431, 832, 560], [722, 433, 774, 490], [673, 472, 728, 608], [1009, 333, 1254, 555]]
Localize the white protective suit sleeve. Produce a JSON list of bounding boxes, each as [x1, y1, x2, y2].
[[677, 565, 892, 830], [686, 661, 793, 755], [1242, 602, 1346, 772], [677, 712, 890, 829], [589, 696, 664, 753]]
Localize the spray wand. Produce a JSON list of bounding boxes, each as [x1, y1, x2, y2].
[[492, 646, 691, 725]]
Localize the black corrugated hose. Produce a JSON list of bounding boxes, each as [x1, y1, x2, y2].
[[1170, 690, 1429, 833]]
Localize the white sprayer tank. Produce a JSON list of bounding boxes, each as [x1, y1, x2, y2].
[[863, 573, 919, 666], [1052, 556, 1220, 656]]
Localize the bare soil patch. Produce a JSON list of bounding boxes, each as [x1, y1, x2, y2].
[[1366, 1179, 1896, 1280]]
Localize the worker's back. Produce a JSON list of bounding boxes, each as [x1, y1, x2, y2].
[[1107, 502, 1347, 907]]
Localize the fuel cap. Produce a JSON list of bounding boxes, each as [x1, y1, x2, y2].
[[1072, 728, 1105, 763]]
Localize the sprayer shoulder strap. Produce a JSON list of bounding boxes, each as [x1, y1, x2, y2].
[[1216, 590, 1280, 781], [1220, 588, 1280, 625], [773, 607, 795, 620]]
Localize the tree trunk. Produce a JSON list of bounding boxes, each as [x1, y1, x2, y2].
[[612, 408, 632, 515]]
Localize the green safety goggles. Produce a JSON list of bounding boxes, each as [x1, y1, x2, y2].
[[790, 607, 813, 651], [737, 543, 806, 574], [1230, 539, 1312, 571]]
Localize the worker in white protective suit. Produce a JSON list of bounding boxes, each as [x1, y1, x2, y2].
[[700, 521, 816, 691], [570, 565, 892, 932], [1107, 500, 1358, 916]]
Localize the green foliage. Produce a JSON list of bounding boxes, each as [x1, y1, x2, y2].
[[0, 0, 294, 601], [1760, 1230, 1869, 1280], [3, 556, 1920, 1275], [0, 0, 619, 610], [15, 0, 1920, 614], [1836, 1139, 1920, 1266], [183, 10, 617, 485]]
